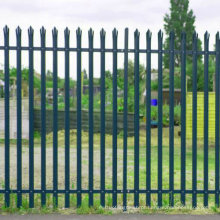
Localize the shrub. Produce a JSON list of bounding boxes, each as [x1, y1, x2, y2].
[[174, 105, 181, 125], [151, 106, 158, 121], [162, 104, 170, 126], [144, 104, 181, 126]]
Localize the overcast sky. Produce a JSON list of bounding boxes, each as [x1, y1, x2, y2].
[[0, 0, 219, 78]]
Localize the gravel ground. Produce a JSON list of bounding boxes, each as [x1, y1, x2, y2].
[[0, 144, 122, 189]]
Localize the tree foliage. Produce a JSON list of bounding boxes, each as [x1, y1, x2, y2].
[[105, 60, 146, 113], [163, 0, 202, 68]]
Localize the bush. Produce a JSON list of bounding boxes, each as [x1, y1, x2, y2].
[[151, 106, 158, 121], [162, 104, 181, 126], [145, 104, 181, 126], [174, 105, 181, 125], [162, 104, 169, 126]]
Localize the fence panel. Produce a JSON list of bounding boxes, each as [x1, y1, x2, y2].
[[0, 26, 219, 210]]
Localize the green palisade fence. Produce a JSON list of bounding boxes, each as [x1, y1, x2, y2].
[[0, 26, 220, 209]]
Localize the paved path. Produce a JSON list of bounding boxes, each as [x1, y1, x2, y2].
[[0, 215, 219, 220]]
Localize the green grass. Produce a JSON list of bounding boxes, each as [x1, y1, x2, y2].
[[0, 127, 219, 214], [0, 193, 220, 215]]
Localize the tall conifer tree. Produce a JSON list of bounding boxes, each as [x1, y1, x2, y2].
[[163, 0, 202, 68]]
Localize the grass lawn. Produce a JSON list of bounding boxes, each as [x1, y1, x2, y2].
[[0, 126, 219, 214]]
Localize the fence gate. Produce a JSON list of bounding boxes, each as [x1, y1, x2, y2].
[[0, 26, 220, 210]]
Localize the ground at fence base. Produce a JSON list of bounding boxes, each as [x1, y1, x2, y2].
[[0, 127, 218, 210], [1, 204, 220, 215], [0, 193, 220, 215], [1, 215, 220, 220]]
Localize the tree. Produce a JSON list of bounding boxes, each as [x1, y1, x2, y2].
[[163, 0, 202, 68]]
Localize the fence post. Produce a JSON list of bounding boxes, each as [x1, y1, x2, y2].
[[4, 25, 10, 208], [64, 27, 70, 208], [76, 27, 82, 207], [204, 31, 209, 207], [112, 28, 118, 208], [157, 30, 163, 207], [52, 27, 58, 207], [180, 31, 186, 206], [146, 30, 152, 207], [134, 29, 140, 208], [40, 26, 46, 206], [88, 28, 94, 207], [123, 28, 128, 211], [16, 26, 22, 208], [192, 32, 198, 208], [169, 31, 175, 207], [28, 26, 34, 208], [100, 28, 106, 207]]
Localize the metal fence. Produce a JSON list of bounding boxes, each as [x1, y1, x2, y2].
[[1, 26, 220, 210]]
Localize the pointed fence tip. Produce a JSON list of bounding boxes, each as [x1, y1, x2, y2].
[[16, 26, 21, 31], [3, 25, 9, 34], [134, 29, 140, 37], [52, 27, 58, 36], [204, 31, 210, 40], [100, 28, 106, 37], [40, 26, 46, 35], [216, 32, 220, 51], [28, 26, 34, 33], [124, 28, 129, 36], [158, 30, 163, 39], [112, 28, 118, 36], [193, 31, 198, 41], [16, 26, 22, 36], [76, 27, 82, 36], [193, 31, 197, 37], [88, 28, 94, 37], [64, 27, 70, 36], [146, 29, 151, 38]]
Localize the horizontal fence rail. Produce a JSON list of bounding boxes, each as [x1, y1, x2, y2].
[[0, 46, 218, 55], [0, 26, 220, 210]]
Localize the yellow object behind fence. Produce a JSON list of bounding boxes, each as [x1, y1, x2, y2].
[[186, 92, 215, 139]]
